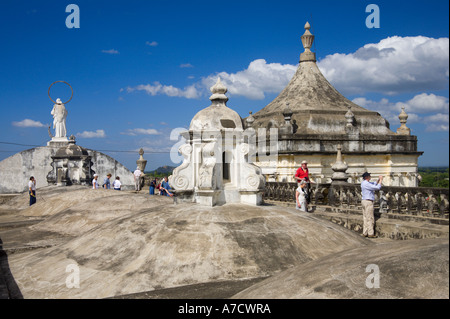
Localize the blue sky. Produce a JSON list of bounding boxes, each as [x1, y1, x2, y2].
[[0, 0, 448, 171]]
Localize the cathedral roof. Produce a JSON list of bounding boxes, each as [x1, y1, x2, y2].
[[250, 22, 394, 136]]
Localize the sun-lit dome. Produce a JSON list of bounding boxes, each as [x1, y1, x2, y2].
[[189, 78, 243, 131]]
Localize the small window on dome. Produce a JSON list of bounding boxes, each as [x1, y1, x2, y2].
[[220, 119, 236, 128]]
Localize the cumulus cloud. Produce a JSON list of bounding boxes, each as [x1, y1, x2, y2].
[[180, 63, 194, 68], [126, 82, 201, 99], [353, 93, 449, 131], [423, 113, 449, 132], [146, 41, 158, 47], [318, 36, 449, 95], [76, 130, 106, 138], [121, 128, 161, 136], [125, 36, 448, 101], [12, 119, 46, 128], [101, 49, 120, 55], [202, 59, 297, 100]]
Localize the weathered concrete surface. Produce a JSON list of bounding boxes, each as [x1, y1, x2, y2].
[[232, 238, 449, 299], [3, 187, 371, 299]]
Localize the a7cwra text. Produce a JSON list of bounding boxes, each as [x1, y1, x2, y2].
[[178, 303, 271, 316]]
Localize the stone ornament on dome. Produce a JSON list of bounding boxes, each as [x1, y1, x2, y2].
[[300, 22, 316, 63], [331, 144, 349, 184], [397, 106, 411, 135], [209, 77, 229, 104], [345, 105, 355, 128], [246, 111, 255, 129]]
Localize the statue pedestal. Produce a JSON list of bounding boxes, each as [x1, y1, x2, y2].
[[47, 137, 69, 148]]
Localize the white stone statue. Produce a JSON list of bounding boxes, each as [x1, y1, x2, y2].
[[51, 98, 68, 138]]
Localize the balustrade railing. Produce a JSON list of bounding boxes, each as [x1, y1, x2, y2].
[[264, 182, 449, 219]]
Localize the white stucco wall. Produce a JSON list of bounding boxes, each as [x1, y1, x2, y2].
[[0, 146, 135, 193]]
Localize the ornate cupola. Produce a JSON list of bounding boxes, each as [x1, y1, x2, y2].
[[171, 78, 265, 206]]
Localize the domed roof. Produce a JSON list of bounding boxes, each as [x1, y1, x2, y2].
[[189, 78, 243, 131], [250, 22, 393, 136], [54, 142, 89, 157]]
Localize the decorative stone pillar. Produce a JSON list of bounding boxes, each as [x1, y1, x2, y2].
[[397, 107, 411, 135], [345, 106, 355, 128], [136, 148, 147, 189], [331, 145, 349, 184], [246, 111, 256, 133], [136, 148, 147, 173], [300, 22, 316, 62], [345, 106, 359, 137], [280, 103, 293, 134]]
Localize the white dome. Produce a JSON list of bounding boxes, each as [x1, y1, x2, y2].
[[189, 78, 243, 131]]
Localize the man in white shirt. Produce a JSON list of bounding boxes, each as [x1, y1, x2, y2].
[[134, 167, 143, 192], [28, 176, 37, 206], [361, 172, 383, 238]]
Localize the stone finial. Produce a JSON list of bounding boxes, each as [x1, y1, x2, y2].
[[397, 106, 411, 135], [68, 135, 76, 144], [283, 102, 293, 119], [300, 22, 316, 63], [331, 145, 349, 184], [209, 77, 229, 104], [246, 111, 255, 129], [345, 106, 355, 128], [136, 148, 147, 172], [281, 103, 294, 134]]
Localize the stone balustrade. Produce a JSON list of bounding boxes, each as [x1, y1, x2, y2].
[[264, 182, 449, 220]]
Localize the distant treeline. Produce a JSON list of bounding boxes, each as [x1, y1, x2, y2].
[[145, 166, 176, 178], [418, 167, 449, 188]]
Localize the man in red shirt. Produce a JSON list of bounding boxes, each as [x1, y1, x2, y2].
[[295, 160, 310, 204], [295, 160, 309, 183]]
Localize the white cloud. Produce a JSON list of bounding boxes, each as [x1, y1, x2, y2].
[[423, 113, 449, 132], [12, 119, 46, 128], [180, 63, 194, 68], [125, 36, 448, 102], [202, 59, 297, 100], [398, 93, 449, 114], [76, 130, 106, 138], [146, 41, 158, 47], [121, 128, 161, 136], [101, 49, 120, 55], [126, 82, 201, 99], [352, 93, 449, 131], [318, 36, 449, 95]]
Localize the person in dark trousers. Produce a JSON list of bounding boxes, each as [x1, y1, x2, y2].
[[149, 177, 158, 195], [28, 176, 36, 206]]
